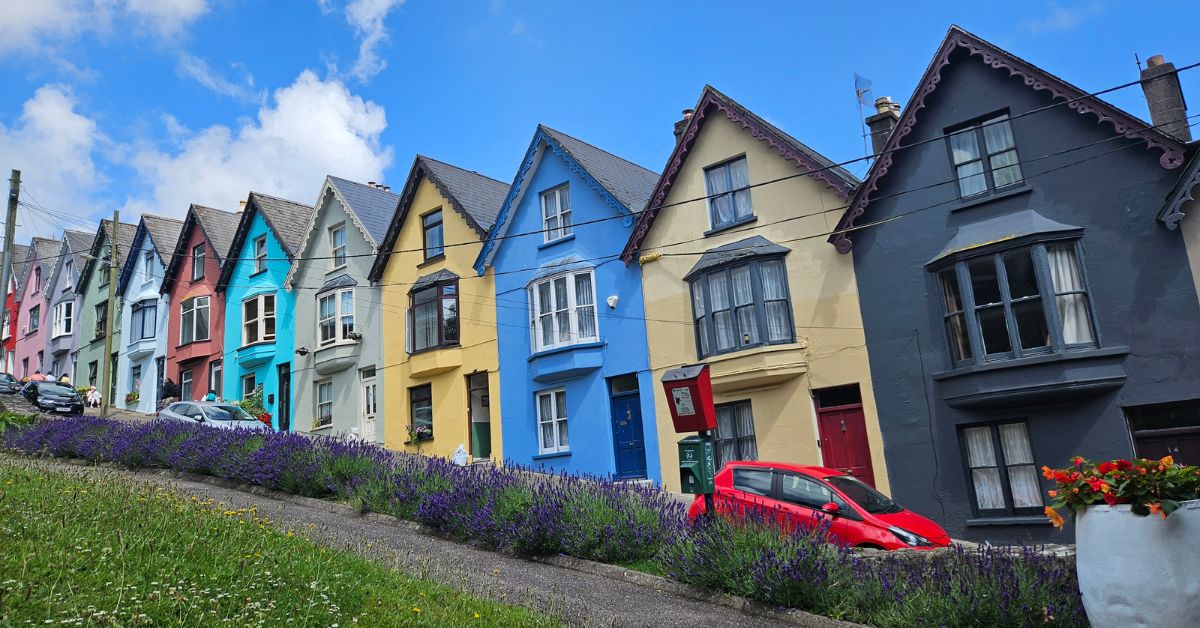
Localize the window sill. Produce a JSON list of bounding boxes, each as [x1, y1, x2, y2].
[[325, 265, 348, 276], [527, 340, 605, 361], [950, 185, 1032, 212], [965, 516, 1050, 527], [404, 437, 435, 445], [416, 254, 446, 268], [410, 343, 461, 356], [933, 345, 1130, 380], [704, 215, 758, 237], [311, 423, 333, 431], [249, 269, 268, 278], [532, 451, 571, 461], [537, 234, 575, 251], [175, 340, 212, 350], [239, 340, 278, 350]]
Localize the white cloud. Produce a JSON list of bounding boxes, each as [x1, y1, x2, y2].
[[509, 20, 526, 36], [177, 53, 266, 104], [123, 70, 393, 218], [1022, 2, 1105, 34], [0, 85, 107, 241], [322, 0, 406, 82], [0, 0, 207, 55]]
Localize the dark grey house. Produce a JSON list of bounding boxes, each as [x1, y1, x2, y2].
[[831, 26, 1199, 542]]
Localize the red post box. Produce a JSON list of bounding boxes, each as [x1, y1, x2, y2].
[[661, 364, 716, 433]]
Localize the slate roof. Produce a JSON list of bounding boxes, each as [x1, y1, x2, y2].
[[76, 220, 137, 294], [685, 235, 791, 280], [367, 155, 509, 281], [192, 205, 242, 264], [411, 268, 459, 293], [327, 176, 402, 245], [63, 230, 95, 271], [215, 192, 313, 291], [540, 125, 658, 213], [142, 215, 185, 265], [6, 243, 29, 294], [318, 273, 357, 294]]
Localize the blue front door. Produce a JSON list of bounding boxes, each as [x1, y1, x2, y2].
[[610, 385, 647, 480]]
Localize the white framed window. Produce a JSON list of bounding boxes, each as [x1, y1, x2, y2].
[[317, 288, 354, 345], [191, 244, 206, 281], [329, 224, 347, 268], [2, 311, 9, 340], [28, 305, 40, 332], [130, 364, 142, 391], [242, 293, 277, 346], [143, 251, 155, 282], [253, 236, 268, 274], [63, 260, 73, 288], [361, 366, 378, 418], [180, 296, 210, 345], [528, 271, 597, 352], [316, 381, 333, 427], [242, 373, 257, 399], [180, 369, 193, 400], [541, 185, 572, 242], [536, 388, 569, 454], [704, 156, 753, 229], [52, 302, 73, 338], [33, 267, 41, 292]]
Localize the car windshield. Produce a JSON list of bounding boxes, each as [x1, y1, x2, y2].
[[826, 476, 903, 514], [37, 383, 77, 397], [206, 405, 254, 422], [0, 373, 16, 383]]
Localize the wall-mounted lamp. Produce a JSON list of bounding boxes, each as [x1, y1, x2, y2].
[[606, 295, 619, 309], [295, 347, 310, 356]]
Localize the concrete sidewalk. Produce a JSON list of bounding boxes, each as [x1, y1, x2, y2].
[[10, 456, 855, 628]]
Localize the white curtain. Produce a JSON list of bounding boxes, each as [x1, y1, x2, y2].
[[1048, 245, 1094, 344], [538, 394, 554, 450], [709, 273, 735, 350], [715, 406, 736, 466], [964, 427, 1005, 510], [731, 266, 757, 345], [735, 403, 758, 460], [729, 159, 752, 219], [760, 261, 791, 341], [982, 116, 1015, 152], [553, 277, 570, 342], [1000, 423, 1042, 508], [692, 286, 711, 356], [574, 273, 596, 339], [706, 167, 734, 225]]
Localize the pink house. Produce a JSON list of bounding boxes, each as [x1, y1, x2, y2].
[[160, 205, 241, 400], [14, 237, 61, 379]]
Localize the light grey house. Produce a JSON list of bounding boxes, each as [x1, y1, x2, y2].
[[43, 230, 94, 382], [286, 176, 399, 441]]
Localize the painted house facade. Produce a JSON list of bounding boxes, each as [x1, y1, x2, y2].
[[75, 220, 137, 402], [116, 215, 184, 414], [161, 205, 241, 402], [43, 230, 94, 383], [830, 27, 1198, 541], [475, 126, 662, 481], [369, 156, 508, 460], [623, 86, 890, 494], [15, 238, 61, 379], [2, 243, 30, 374], [216, 192, 313, 430], [287, 176, 399, 440]]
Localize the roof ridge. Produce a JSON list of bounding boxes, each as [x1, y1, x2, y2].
[[538, 124, 657, 178], [417, 154, 509, 186], [248, 190, 310, 206]]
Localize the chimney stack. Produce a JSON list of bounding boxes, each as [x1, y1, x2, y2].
[[1140, 54, 1191, 142], [673, 108, 695, 143], [866, 96, 901, 155]]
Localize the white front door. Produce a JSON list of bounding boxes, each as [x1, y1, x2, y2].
[[360, 366, 377, 442]]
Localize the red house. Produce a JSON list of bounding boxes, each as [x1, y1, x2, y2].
[[1, 243, 30, 374], [160, 204, 241, 401]]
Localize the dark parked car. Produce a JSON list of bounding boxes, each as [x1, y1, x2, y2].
[[0, 372, 20, 395], [20, 381, 85, 415]]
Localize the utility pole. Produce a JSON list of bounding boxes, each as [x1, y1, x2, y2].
[[1, 170, 20, 373], [99, 209, 118, 417]]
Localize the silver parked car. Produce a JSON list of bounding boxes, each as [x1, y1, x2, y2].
[[158, 401, 269, 430]]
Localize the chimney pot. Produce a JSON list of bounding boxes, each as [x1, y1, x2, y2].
[[1140, 54, 1191, 142], [673, 108, 695, 143], [865, 96, 901, 156], [367, 181, 376, 187]]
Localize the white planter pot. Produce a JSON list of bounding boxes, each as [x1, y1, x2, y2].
[[1075, 499, 1200, 627]]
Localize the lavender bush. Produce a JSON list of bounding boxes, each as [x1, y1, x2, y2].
[[3, 417, 1086, 626]]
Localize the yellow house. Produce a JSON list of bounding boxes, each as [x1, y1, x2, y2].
[[368, 155, 510, 459], [621, 86, 890, 494]]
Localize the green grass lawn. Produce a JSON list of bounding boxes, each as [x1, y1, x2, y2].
[[0, 459, 560, 627]]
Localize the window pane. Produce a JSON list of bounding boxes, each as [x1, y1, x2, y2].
[[1012, 299, 1049, 350], [990, 150, 1023, 187], [244, 299, 258, 321], [736, 307, 758, 346], [968, 258, 1002, 305], [998, 423, 1034, 464], [414, 301, 437, 350], [759, 261, 787, 300], [949, 129, 981, 164], [696, 316, 711, 356], [977, 307, 1011, 355], [732, 469, 772, 496], [972, 468, 1006, 510], [982, 116, 1016, 152], [963, 427, 996, 466], [538, 393, 552, 423], [1008, 465, 1044, 508], [424, 222, 444, 257], [938, 270, 963, 313], [708, 272, 730, 310], [956, 161, 987, 196], [574, 273, 593, 306], [1003, 250, 1039, 299], [730, 266, 753, 305], [735, 403, 758, 460], [691, 285, 705, 316], [764, 302, 791, 342], [946, 313, 972, 362], [1047, 244, 1094, 344], [554, 390, 566, 419], [196, 304, 209, 342], [728, 159, 752, 219], [542, 191, 557, 218], [713, 311, 735, 351], [442, 295, 458, 343]]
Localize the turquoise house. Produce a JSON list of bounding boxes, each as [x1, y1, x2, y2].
[[215, 192, 313, 430]]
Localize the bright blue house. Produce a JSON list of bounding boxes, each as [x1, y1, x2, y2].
[[215, 192, 313, 430], [476, 125, 661, 481]]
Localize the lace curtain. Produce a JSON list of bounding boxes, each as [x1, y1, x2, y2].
[[1048, 245, 1094, 345], [964, 427, 1005, 510]]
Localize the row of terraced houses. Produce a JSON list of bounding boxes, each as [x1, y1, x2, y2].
[[5, 28, 1200, 541]]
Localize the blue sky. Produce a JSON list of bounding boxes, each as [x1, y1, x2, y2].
[[1, 0, 1198, 243]]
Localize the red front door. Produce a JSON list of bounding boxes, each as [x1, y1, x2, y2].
[[817, 404, 876, 488]]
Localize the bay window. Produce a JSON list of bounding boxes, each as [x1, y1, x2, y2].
[[131, 299, 156, 341], [541, 185, 572, 242], [180, 296, 210, 345], [242, 293, 277, 346], [536, 388, 569, 454], [689, 258, 793, 358], [960, 421, 1042, 516], [52, 302, 73, 338], [410, 281, 458, 352], [317, 288, 354, 345], [528, 271, 597, 352], [936, 241, 1094, 366], [704, 156, 753, 229]]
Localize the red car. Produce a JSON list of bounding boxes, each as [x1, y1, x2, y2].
[[688, 461, 951, 550]]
